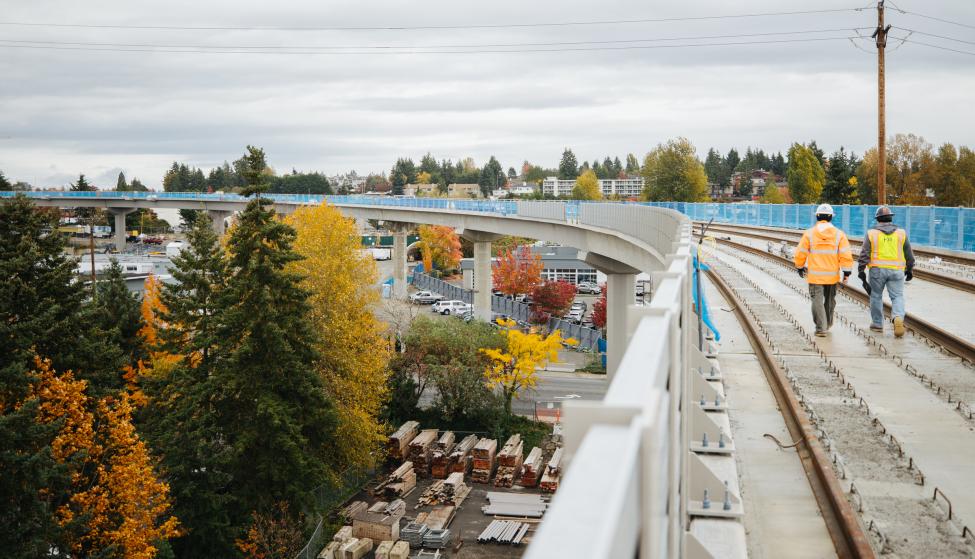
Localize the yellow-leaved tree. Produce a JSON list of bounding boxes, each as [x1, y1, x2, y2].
[[418, 224, 462, 272], [571, 169, 603, 200], [125, 274, 179, 406], [481, 320, 575, 417], [285, 203, 391, 472], [30, 357, 180, 558]]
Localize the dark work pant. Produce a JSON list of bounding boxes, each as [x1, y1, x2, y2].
[[808, 283, 837, 333]]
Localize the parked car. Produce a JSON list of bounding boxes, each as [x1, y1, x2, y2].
[[432, 300, 472, 316], [566, 308, 585, 324], [570, 301, 588, 313], [576, 282, 601, 294], [409, 290, 444, 304]]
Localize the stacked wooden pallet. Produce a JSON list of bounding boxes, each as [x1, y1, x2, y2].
[[519, 447, 544, 488], [445, 434, 478, 477], [429, 431, 457, 479], [388, 421, 419, 461], [408, 429, 439, 478], [494, 434, 524, 487], [374, 461, 417, 498], [539, 447, 563, 493], [416, 472, 471, 508], [471, 438, 498, 483]]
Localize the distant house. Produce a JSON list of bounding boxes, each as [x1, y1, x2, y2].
[[404, 183, 440, 197], [447, 183, 481, 198], [508, 184, 537, 197]]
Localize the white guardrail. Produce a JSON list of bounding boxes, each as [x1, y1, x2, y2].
[[2, 192, 705, 558]]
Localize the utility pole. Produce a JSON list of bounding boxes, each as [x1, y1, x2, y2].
[[873, 0, 891, 205]]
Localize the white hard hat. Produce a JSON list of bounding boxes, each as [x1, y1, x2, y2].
[[815, 203, 834, 216]]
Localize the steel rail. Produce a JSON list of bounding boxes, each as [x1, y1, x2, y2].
[[706, 266, 875, 559], [703, 223, 975, 294], [714, 236, 975, 364]]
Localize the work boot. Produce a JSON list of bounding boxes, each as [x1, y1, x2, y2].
[[869, 324, 883, 332], [815, 330, 827, 337], [893, 317, 905, 338]]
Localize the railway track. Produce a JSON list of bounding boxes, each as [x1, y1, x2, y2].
[[700, 222, 975, 293], [711, 236, 975, 364], [706, 244, 975, 556], [706, 267, 874, 558]]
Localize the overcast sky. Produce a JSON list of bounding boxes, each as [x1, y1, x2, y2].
[[1, 0, 973, 189]]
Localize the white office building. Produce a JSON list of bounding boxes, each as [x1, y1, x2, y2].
[[541, 176, 645, 198]]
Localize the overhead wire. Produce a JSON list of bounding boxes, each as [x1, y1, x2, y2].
[[891, 27, 975, 47], [0, 28, 871, 52], [0, 8, 863, 32]]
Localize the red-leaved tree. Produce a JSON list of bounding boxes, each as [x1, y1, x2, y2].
[[530, 280, 576, 324], [492, 245, 543, 297], [591, 284, 608, 330]]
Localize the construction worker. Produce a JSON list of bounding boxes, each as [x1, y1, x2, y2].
[[794, 204, 854, 337], [857, 206, 915, 338]]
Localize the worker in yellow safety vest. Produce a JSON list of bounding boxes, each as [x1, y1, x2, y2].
[[794, 204, 854, 337], [857, 206, 915, 338]]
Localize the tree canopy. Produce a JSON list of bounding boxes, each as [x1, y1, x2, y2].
[[641, 138, 709, 202]]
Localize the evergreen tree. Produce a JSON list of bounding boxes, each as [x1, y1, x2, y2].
[[129, 177, 149, 191], [558, 148, 578, 180], [625, 153, 640, 174], [822, 147, 860, 204], [0, 170, 10, 190], [613, 156, 624, 177], [116, 171, 128, 191], [507, 166, 517, 178], [90, 260, 145, 372], [703, 148, 724, 185], [771, 152, 787, 176], [478, 156, 504, 196], [724, 148, 740, 186], [214, 146, 337, 527]]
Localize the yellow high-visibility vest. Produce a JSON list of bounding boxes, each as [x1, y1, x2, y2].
[[868, 228, 907, 270]]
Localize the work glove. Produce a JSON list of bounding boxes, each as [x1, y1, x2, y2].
[[858, 270, 866, 281], [905, 269, 913, 282], [797, 267, 807, 279], [861, 278, 871, 295]]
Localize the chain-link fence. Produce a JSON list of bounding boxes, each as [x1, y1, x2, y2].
[[292, 467, 374, 559]]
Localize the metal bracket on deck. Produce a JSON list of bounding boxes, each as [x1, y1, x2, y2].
[[688, 405, 735, 455], [686, 453, 744, 518], [691, 369, 728, 412]]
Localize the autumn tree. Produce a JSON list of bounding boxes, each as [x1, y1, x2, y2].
[[492, 245, 544, 297], [641, 138, 709, 202], [786, 143, 826, 203], [285, 202, 391, 473], [571, 169, 603, 200], [591, 287, 608, 330], [482, 320, 571, 417], [530, 280, 577, 324], [761, 179, 786, 203], [236, 502, 305, 559], [418, 224, 462, 272]]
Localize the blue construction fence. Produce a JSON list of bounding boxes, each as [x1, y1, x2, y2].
[[644, 202, 975, 253]]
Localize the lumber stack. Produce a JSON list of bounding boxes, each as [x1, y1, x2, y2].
[[471, 437, 498, 484], [338, 537, 373, 559], [408, 429, 439, 478], [444, 434, 478, 477], [388, 421, 419, 461], [340, 501, 368, 522], [519, 447, 544, 488], [428, 431, 456, 478], [416, 472, 471, 508], [540, 447, 563, 493], [494, 434, 524, 488], [374, 461, 416, 498]]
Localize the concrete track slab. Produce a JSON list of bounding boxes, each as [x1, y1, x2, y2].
[[705, 280, 837, 559]]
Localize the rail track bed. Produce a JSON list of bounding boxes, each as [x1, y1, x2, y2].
[[707, 239, 975, 557]]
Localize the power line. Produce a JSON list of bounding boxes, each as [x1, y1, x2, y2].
[[0, 8, 862, 32], [0, 28, 870, 51], [893, 27, 975, 46], [896, 9, 975, 31], [894, 36, 975, 57], [0, 35, 857, 56]]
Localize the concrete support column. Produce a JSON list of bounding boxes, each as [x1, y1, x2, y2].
[[208, 210, 232, 237], [580, 250, 641, 380], [108, 208, 136, 253], [385, 221, 414, 299], [459, 229, 503, 322], [606, 272, 636, 379]]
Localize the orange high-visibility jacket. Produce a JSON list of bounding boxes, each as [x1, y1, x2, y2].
[[794, 221, 854, 285]]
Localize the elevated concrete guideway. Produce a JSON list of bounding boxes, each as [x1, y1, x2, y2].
[[3, 191, 715, 559]]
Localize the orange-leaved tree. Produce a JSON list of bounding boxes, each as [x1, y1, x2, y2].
[[418, 225, 462, 272], [492, 245, 543, 297], [481, 320, 576, 417], [29, 357, 180, 558], [235, 502, 305, 559], [126, 274, 179, 406], [530, 280, 577, 324]]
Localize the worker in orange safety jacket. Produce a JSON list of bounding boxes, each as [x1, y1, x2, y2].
[[793, 204, 854, 336]]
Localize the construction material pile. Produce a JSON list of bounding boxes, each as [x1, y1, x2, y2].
[[428, 431, 456, 478], [338, 537, 373, 559], [519, 447, 544, 488], [409, 429, 439, 478], [339, 500, 368, 522], [481, 492, 548, 518], [494, 434, 524, 488], [352, 500, 405, 542], [477, 520, 531, 545], [422, 528, 451, 549], [373, 461, 416, 498], [401, 522, 428, 548], [388, 421, 419, 461], [416, 472, 471, 508], [471, 437, 498, 483], [374, 540, 410, 559], [540, 447, 563, 493], [444, 434, 477, 477]]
